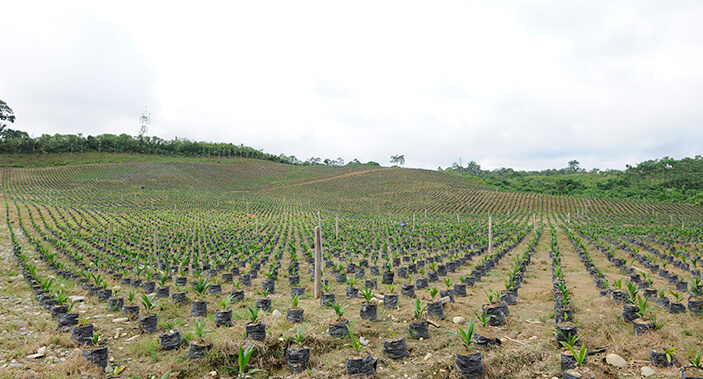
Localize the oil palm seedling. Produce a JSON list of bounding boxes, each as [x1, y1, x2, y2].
[[344, 325, 377, 377], [138, 293, 158, 332], [448, 318, 483, 379], [187, 318, 213, 360], [286, 324, 311, 373], [224, 345, 263, 379]]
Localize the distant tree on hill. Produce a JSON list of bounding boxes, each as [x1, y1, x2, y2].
[[390, 155, 405, 166], [0, 99, 15, 133], [567, 160, 582, 173]]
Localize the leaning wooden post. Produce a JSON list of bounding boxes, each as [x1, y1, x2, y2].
[[314, 226, 322, 299], [335, 215, 339, 240], [412, 213, 415, 230], [488, 214, 493, 254], [153, 227, 158, 254]]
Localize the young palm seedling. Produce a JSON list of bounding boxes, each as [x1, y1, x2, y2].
[[224, 345, 263, 379], [138, 293, 158, 332], [81, 332, 108, 369], [187, 318, 213, 360], [358, 287, 377, 321], [214, 293, 234, 327], [448, 318, 484, 378], [245, 302, 266, 341], [286, 324, 311, 373], [344, 325, 377, 377]]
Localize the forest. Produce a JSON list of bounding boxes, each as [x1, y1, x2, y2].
[[443, 157, 703, 205]]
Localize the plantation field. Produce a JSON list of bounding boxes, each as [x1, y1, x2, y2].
[[1, 158, 702, 379]]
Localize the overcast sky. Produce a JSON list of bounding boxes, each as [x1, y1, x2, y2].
[[2, 1, 702, 171]]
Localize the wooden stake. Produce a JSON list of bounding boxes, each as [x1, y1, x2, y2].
[[413, 213, 415, 230], [314, 226, 322, 299], [153, 227, 158, 254], [335, 215, 339, 239]]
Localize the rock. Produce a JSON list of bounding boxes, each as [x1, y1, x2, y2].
[[271, 309, 282, 319], [26, 353, 44, 359], [641, 367, 655, 377], [104, 365, 112, 373], [37, 346, 47, 355], [209, 370, 217, 377], [68, 296, 85, 302], [112, 318, 129, 323], [452, 316, 465, 324], [359, 336, 369, 346], [424, 353, 432, 361], [378, 300, 383, 306], [606, 353, 628, 368]]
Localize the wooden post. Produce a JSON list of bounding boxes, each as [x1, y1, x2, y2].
[[335, 215, 339, 239], [567, 212, 570, 224], [107, 224, 111, 241], [255, 217, 258, 234], [314, 226, 322, 299], [457, 213, 459, 223], [153, 227, 158, 254], [413, 213, 415, 230], [488, 214, 493, 254], [532, 213, 536, 232]]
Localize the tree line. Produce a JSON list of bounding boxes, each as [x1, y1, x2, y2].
[[442, 157, 703, 205]]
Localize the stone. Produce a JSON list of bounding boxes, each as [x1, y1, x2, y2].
[[104, 365, 112, 373], [26, 353, 44, 359], [68, 296, 85, 302], [112, 318, 129, 323], [606, 353, 628, 368], [641, 367, 655, 377], [209, 370, 217, 377], [452, 316, 465, 324], [360, 336, 369, 346], [424, 353, 432, 361], [271, 309, 282, 319], [37, 346, 47, 355]]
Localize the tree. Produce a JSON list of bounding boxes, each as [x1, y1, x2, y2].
[[390, 155, 405, 166], [466, 160, 483, 176], [0, 100, 16, 133], [567, 160, 581, 173]]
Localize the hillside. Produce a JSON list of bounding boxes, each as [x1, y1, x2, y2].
[[2, 155, 701, 217]]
